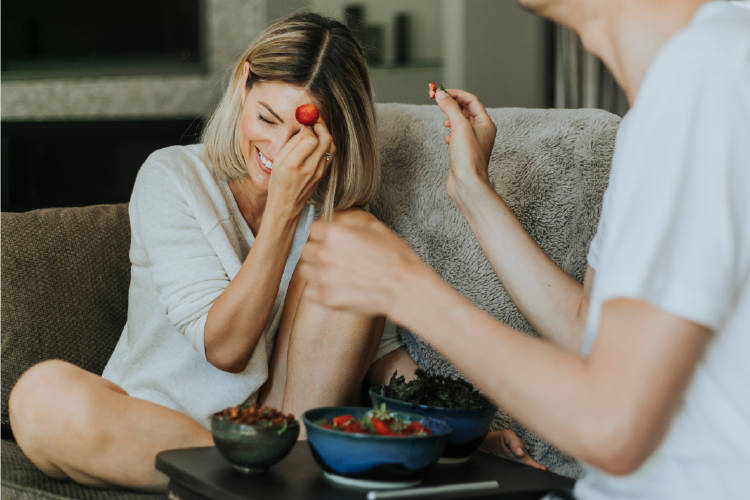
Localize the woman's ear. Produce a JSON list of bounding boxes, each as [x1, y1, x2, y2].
[[240, 61, 250, 104]]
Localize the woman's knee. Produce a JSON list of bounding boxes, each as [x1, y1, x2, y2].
[[9, 360, 111, 449]]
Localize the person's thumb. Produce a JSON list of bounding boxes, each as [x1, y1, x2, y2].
[[435, 90, 469, 129]]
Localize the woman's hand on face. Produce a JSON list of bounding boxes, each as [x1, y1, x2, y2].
[[267, 118, 336, 218], [434, 89, 497, 203], [480, 430, 547, 470], [299, 211, 425, 318]]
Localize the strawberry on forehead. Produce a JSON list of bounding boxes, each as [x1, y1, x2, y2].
[[295, 104, 319, 125]]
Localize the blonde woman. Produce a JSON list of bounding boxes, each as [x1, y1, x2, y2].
[[8, 12, 415, 491]]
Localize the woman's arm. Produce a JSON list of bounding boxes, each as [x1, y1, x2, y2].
[[436, 89, 592, 353], [205, 121, 334, 372]]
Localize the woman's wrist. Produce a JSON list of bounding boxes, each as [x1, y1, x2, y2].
[[263, 196, 304, 228]]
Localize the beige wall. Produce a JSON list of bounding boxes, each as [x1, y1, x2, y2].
[[451, 0, 551, 108]]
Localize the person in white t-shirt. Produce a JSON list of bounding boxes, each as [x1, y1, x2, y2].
[[299, 0, 750, 498]]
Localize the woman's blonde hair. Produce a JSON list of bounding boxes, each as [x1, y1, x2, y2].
[[202, 12, 379, 219]]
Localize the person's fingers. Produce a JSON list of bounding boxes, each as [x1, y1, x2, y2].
[[434, 90, 472, 132], [446, 88, 496, 148], [501, 431, 547, 470], [278, 126, 319, 170], [443, 119, 451, 128], [445, 88, 493, 124]]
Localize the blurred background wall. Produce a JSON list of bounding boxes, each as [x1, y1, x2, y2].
[[1, 0, 623, 211]]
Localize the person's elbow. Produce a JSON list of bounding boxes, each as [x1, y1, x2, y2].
[[205, 341, 251, 373], [579, 408, 658, 475]]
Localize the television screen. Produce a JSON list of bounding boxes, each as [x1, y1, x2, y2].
[[2, 0, 204, 77]]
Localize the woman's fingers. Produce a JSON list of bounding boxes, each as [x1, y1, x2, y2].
[[480, 430, 547, 470], [277, 125, 319, 171], [311, 119, 336, 178]]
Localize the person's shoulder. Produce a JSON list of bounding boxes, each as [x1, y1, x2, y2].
[[141, 144, 207, 175], [137, 144, 213, 187], [661, 1, 750, 73]]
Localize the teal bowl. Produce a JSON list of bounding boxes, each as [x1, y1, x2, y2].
[[211, 414, 300, 473], [369, 388, 496, 462], [303, 406, 452, 485]]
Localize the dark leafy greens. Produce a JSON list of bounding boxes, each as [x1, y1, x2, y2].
[[378, 369, 491, 409]]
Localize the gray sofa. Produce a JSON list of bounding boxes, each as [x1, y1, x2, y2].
[[1, 103, 620, 499]]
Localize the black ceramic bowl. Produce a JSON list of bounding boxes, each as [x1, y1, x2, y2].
[[211, 414, 300, 473]]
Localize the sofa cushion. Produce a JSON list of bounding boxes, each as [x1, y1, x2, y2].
[[1, 439, 163, 500], [371, 103, 620, 477], [1, 204, 131, 434]]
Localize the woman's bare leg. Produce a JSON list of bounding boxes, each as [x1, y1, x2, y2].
[[261, 264, 383, 429], [8, 359, 213, 492], [366, 347, 420, 387]]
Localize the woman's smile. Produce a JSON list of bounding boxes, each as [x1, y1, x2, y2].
[[255, 146, 273, 174]]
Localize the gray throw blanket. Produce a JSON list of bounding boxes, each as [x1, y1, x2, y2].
[[370, 103, 621, 478]]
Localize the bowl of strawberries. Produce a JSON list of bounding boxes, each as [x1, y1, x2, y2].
[[302, 404, 452, 489]]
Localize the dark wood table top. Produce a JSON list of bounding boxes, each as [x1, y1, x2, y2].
[[156, 444, 575, 500]]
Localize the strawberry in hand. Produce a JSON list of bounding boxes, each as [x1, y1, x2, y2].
[[428, 82, 446, 100]]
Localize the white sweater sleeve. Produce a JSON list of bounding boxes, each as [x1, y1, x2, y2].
[[128, 155, 229, 359]]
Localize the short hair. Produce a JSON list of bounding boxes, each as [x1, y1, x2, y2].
[[202, 12, 379, 219]]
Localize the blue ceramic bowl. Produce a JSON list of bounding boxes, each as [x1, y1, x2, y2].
[[303, 406, 451, 484], [211, 414, 300, 473], [369, 388, 496, 461]]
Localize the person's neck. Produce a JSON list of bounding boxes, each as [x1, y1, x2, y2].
[[229, 178, 267, 235], [576, 0, 710, 105]]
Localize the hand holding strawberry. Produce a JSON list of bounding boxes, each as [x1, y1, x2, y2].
[[433, 88, 497, 204]]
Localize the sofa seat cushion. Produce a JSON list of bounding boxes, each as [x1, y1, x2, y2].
[[1, 439, 163, 500]]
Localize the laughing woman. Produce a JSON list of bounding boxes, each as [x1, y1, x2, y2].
[[8, 12, 413, 491]]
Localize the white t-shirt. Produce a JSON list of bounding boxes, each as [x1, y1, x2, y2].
[[576, 2, 750, 498], [103, 145, 401, 428]]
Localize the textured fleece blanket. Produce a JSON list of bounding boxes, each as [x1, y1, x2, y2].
[[370, 103, 621, 478]]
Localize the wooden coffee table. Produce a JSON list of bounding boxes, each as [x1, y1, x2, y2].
[[156, 443, 574, 499]]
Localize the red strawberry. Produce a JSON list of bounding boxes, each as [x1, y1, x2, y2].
[[405, 421, 432, 435], [332, 415, 355, 428], [371, 417, 396, 436], [344, 421, 363, 434], [428, 81, 437, 100], [295, 104, 319, 125]]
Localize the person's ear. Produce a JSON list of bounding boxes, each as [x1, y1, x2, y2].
[[240, 61, 250, 105]]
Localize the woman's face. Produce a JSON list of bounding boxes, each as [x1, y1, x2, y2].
[[238, 79, 322, 193]]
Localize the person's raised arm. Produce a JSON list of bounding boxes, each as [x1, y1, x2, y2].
[[205, 119, 334, 372], [435, 88, 592, 353], [298, 219, 709, 474]]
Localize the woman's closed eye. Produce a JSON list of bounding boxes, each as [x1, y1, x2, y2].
[[258, 114, 276, 125]]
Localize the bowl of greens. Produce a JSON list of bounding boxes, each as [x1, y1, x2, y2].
[[369, 369, 496, 462]]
